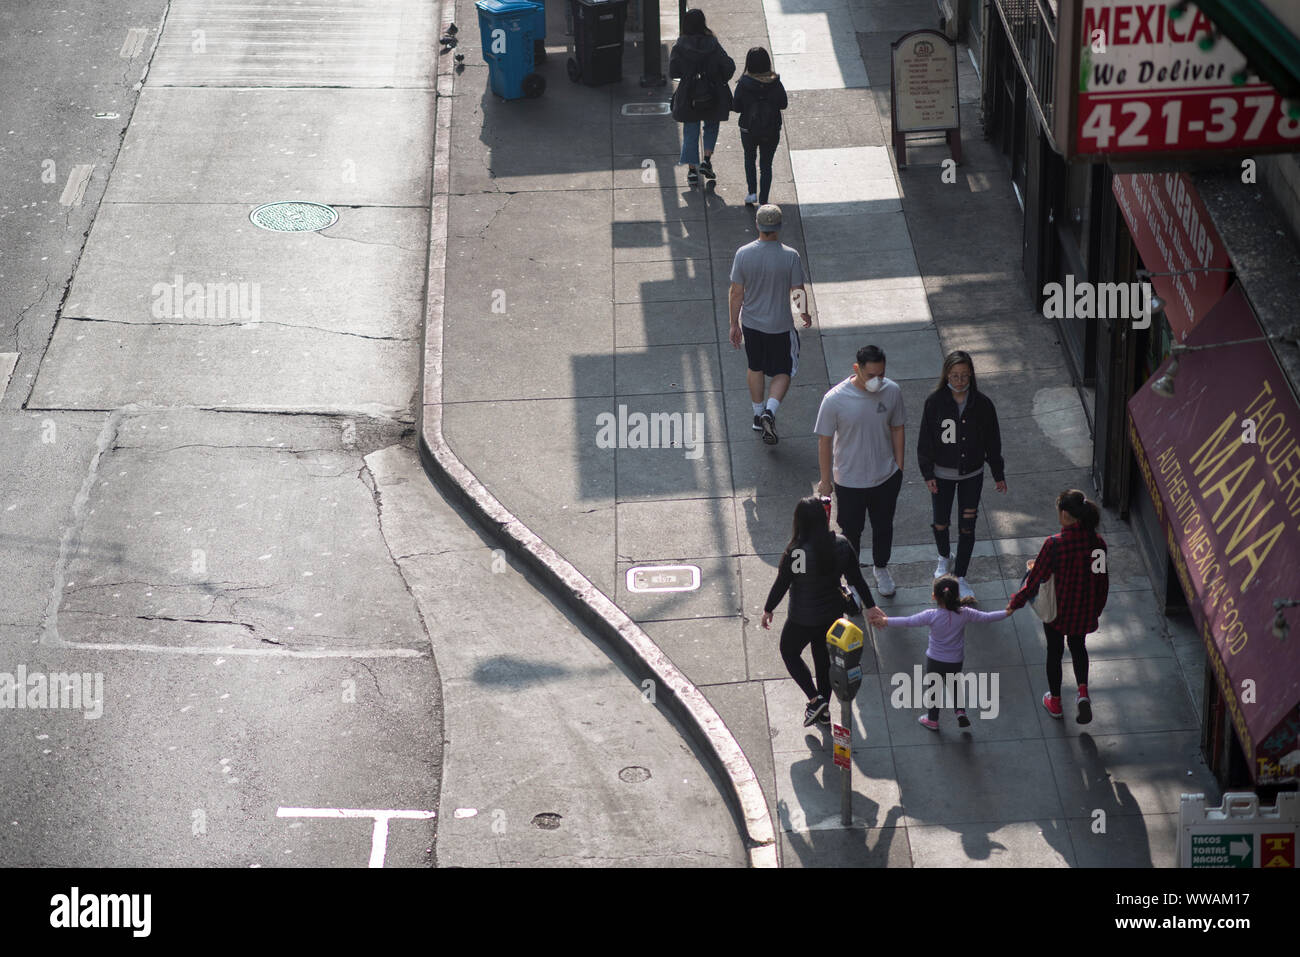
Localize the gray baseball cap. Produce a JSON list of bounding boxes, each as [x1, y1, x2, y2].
[[755, 204, 783, 231]]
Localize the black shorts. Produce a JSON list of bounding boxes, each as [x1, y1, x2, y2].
[[742, 326, 800, 378]]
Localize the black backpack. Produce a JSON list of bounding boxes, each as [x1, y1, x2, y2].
[[743, 88, 781, 143], [682, 66, 717, 111]]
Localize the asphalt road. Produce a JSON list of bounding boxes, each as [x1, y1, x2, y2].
[[0, 0, 443, 867]]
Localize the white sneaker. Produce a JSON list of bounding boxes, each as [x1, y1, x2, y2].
[[873, 566, 896, 598], [957, 577, 975, 601], [744, 192, 758, 205], [934, 554, 952, 578]]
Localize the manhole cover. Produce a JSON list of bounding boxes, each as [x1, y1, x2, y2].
[[619, 766, 651, 784], [249, 201, 339, 232], [531, 812, 562, 830]]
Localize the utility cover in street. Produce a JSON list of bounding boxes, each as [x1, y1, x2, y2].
[[625, 564, 700, 592], [250, 201, 339, 232]]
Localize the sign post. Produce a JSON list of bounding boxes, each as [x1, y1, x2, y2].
[[890, 29, 961, 167]]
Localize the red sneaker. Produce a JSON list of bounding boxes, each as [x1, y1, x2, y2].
[[1076, 684, 1092, 724], [1042, 691, 1063, 719]]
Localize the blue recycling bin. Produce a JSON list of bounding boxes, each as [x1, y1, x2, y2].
[[476, 0, 547, 100]]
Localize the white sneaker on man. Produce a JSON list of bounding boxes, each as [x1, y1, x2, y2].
[[957, 577, 975, 601], [934, 554, 952, 578], [873, 566, 896, 597]]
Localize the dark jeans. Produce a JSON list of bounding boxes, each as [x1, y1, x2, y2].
[[1043, 624, 1089, 697], [779, 618, 833, 701], [835, 468, 903, 568], [924, 655, 965, 722], [931, 472, 985, 577], [741, 131, 778, 203]]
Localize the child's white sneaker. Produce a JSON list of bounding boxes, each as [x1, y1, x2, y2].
[[957, 576, 975, 601]]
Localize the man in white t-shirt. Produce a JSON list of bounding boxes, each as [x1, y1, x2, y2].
[[814, 344, 905, 597]]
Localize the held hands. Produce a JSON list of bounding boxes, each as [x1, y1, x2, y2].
[[925, 478, 938, 494], [760, 610, 774, 630], [800, 312, 812, 328], [866, 606, 887, 627], [816, 478, 832, 497]]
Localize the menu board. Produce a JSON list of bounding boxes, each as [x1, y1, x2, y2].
[[892, 30, 959, 132]]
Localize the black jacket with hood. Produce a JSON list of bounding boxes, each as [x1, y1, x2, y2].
[[731, 72, 788, 140], [669, 35, 736, 123]]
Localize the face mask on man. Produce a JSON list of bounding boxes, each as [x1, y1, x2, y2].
[[864, 375, 884, 393]]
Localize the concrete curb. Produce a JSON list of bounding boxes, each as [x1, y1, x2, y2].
[[414, 2, 778, 867]]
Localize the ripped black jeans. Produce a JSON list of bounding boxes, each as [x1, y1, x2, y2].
[[931, 472, 984, 578]]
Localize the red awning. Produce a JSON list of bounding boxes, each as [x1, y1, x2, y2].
[[1128, 283, 1300, 784], [1112, 173, 1232, 342]]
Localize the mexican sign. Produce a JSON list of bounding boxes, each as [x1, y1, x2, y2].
[[1055, 1, 1300, 159], [1111, 172, 1232, 341], [1128, 284, 1300, 784]]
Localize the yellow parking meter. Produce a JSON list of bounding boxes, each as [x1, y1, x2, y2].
[[826, 617, 863, 702], [826, 617, 864, 826]]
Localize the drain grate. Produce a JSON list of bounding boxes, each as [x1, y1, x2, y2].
[[250, 201, 339, 232]]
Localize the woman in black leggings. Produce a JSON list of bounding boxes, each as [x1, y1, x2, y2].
[[761, 496, 876, 727]]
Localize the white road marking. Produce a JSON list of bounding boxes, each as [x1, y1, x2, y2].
[[0, 354, 17, 399], [276, 807, 436, 868], [120, 27, 149, 58], [58, 165, 94, 207], [55, 640, 428, 659]]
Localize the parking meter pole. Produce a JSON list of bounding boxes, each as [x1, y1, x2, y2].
[[839, 699, 852, 825], [826, 617, 864, 829], [640, 0, 665, 85]]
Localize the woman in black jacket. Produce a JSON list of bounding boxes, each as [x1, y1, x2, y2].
[[916, 350, 1007, 601], [761, 496, 876, 727], [730, 47, 788, 206], [669, 9, 735, 188]]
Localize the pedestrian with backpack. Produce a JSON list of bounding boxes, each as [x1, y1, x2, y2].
[[669, 9, 735, 188], [730, 46, 787, 206]]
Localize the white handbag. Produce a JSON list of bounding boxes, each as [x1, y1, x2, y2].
[[1031, 574, 1057, 623]]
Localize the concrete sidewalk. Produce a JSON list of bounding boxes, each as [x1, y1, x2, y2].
[[434, 0, 1220, 865], [2, 0, 747, 868]]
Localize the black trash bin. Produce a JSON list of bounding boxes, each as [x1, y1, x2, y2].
[[566, 0, 628, 86]]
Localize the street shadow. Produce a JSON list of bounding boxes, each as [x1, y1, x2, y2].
[[778, 734, 906, 866]]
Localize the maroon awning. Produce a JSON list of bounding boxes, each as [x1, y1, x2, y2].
[[1113, 173, 1232, 342], [1128, 283, 1300, 784]]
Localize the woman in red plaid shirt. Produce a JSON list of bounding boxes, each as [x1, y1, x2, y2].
[[1006, 490, 1108, 724]]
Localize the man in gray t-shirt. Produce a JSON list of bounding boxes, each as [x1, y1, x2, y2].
[[814, 344, 905, 597], [729, 204, 812, 447]]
